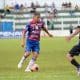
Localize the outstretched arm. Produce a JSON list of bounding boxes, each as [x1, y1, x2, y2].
[[66, 27, 80, 41], [42, 26, 53, 37]]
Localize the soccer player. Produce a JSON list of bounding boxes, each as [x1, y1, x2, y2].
[[66, 25, 80, 75], [18, 12, 53, 72]]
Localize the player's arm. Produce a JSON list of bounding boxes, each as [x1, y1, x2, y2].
[[21, 29, 27, 47], [66, 26, 80, 41], [42, 26, 53, 37]]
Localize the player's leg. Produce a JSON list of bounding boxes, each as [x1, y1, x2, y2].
[[25, 52, 39, 72], [66, 45, 80, 75], [25, 42, 40, 72], [18, 41, 31, 69], [18, 52, 30, 69]]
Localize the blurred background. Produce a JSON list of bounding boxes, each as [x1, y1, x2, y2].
[[0, 1, 80, 80], [0, 0, 80, 38]]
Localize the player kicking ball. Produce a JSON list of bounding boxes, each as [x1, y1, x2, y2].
[[66, 26, 80, 76], [18, 12, 53, 72]]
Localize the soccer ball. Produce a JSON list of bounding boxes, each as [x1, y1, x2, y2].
[[30, 64, 39, 72]]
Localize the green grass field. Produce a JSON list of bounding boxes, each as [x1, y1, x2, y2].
[[0, 37, 80, 80]]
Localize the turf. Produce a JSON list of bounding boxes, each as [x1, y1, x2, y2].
[[0, 37, 80, 80]]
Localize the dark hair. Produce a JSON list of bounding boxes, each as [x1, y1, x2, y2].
[[77, 26, 80, 28], [34, 12, 40, 16]]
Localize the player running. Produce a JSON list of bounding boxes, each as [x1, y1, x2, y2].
[[66, 25, 80, 76], [18, 12, 53, 72]]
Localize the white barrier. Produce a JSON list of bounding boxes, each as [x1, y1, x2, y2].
[[41, 30, 72, 37], [0, 32, 22, 39], [0, 30, 76, 39]]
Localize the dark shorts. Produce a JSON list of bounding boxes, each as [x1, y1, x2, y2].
[[69, 45, 80, 56]]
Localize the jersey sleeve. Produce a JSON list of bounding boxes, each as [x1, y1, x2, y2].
[[22, 23, 30, 33], [24, 23, 30, 31]]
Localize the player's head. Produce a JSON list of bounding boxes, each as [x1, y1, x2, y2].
[[33, 12, 40, 22]]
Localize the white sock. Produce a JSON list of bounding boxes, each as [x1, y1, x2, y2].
[[26, 58, 35, 70], [19, 56, 26, 64]]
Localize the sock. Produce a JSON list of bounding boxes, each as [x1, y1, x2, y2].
[[71, 59, 80, 68], [19, 56, 26, 64], [26, 58, 36, 70]]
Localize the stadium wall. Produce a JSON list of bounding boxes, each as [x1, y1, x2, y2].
[[0, 30, 75, 39]]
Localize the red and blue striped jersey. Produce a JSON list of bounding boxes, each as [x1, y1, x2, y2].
[[25, 19, 45, 41]]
